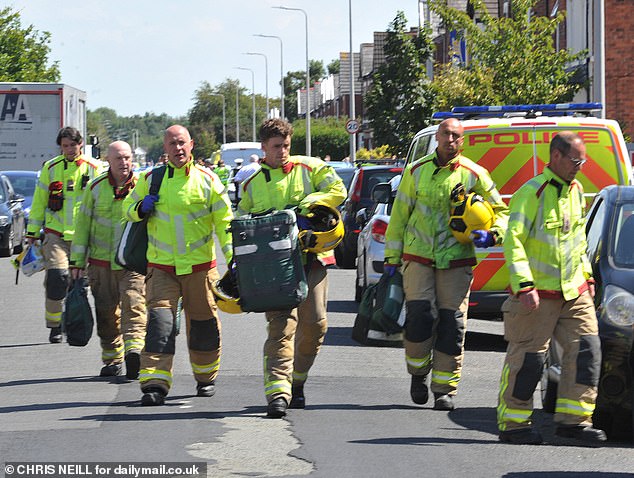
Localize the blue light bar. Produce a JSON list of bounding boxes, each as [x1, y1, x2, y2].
[[431, 103, 603, 121], [452, 103, 603, 114]]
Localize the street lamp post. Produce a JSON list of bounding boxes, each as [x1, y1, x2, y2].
[[211, 93, 226, 144], [254, 34, 284, 119], [273, 6, 311, 156], [244, 52, 269, 118], [234, 67, 256, 142], [235, 85, 240, 142], [348, 0, 356, 163]]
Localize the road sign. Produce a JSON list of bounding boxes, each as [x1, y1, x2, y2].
[[345, 119, 360, 134]]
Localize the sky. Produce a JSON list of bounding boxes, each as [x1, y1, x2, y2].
[[5, 0, 421, 118]]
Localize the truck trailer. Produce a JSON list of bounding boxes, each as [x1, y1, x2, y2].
[[0, 83, 90, 171]]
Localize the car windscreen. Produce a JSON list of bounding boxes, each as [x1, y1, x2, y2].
[[361, 170, 401, 199], [612, 203, 634, 268], [5, 174, 37, 197]]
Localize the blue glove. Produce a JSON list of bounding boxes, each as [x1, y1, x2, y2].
[[140, 194, 159, 215], [383, 263, 398, 277], [297, 215, 312, 231], [472, 230, 495, 248]]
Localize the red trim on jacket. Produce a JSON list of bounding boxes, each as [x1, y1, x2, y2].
[[88, 258, 111, 268], [147, 260, 217, 275], [402, 253, 476, 268], [44, 227, 63, 237]]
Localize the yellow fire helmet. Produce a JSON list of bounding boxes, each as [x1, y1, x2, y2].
[[211, 270, 242, 314], [298, 202, 344, 253], [449, 192, 495, 244]]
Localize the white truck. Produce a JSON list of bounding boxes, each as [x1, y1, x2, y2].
[[0, 82, 97, 171]]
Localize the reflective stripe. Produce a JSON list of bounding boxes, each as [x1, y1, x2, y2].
[[265, 379, 292, 397], [497, 363, 533, 430], [155, 210, 171, 222], [406, 353, 431, 369], [189, 233, 213, 252], [555, 398, 595, 417], [174, 215, 186, 255], [150, 235, 173, 253], [191, 358, 220, 375], [431, 370, 460, 388], [91, 236, 110, 251], [71, 244, 87, 256], [102, 345, 124, 361], [124, 338, 145, 353], [46, 310, 62, 324], [139, 368, 172, 385], [292, 371, 308, 382], [186, 208, 210, 222], [93, 215, 111, 228]]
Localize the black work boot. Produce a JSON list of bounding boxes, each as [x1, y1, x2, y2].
[[499, 427, 544, 445], [141, 387, 166, 406], [267, 397, 288, 418], [289, 384, 305, 409], [49, 327, 62, 343], [433, 393, 455, 411], [125, 352, 141, 380], [196, 381, 216, 397], [555, 425, 607, 444], [410, 375, 429, 405], [99, 363, 123, 377]]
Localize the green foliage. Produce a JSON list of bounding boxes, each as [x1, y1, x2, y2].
[[429, 0, 585, 108], [327, 59, 340, 75], [356, 145, 393, 160], [365, 11, 435, 156], [0, 7, 59, 81], [283, 60, 325, 122], [87, 108, 185, 163], [290, 118, 350, 159]]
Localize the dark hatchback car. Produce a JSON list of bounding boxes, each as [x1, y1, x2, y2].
[[2, 170, 38, 225], [0, 173, 26, 257], [542, 185, 634, 441], [336, 164, 402, 268]]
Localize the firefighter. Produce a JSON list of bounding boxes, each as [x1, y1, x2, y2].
[[123, 125, 233, 406], [69, 141, 147, 379], [497, 132, 606, 445], [237, 118, 346, 418], [384, 118, 508, 411], [215, 159, 232, 187], [26, 127, 102, 343]]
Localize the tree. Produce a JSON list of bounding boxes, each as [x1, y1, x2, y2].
[[429, 0, 585, 108], [283, 60, 326, 122], [0, 7, 60, 81], [327, 59, 340, 75], [365, 11, 436, 156], [291, 117, 349, 158]]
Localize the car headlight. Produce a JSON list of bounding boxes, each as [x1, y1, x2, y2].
[[0, 215, 9, 226], [601, 284, 634, 327]]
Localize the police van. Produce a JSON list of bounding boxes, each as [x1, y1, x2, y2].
[[405, 103, 634, 318]]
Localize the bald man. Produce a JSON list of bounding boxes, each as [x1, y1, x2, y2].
[[384, 118, 508, 411], [70, 141, 147, 379], [123, 125, 234, 406]]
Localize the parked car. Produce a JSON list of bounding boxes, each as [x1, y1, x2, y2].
[[336, 164, 402, 268], [0, 173, 26, 257], [1, 170, 38, 225], [332, 165, 356, 196], [355, 177, 400, 302], [542, 185, 634, 441]]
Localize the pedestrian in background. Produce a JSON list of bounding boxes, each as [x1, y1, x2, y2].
[[233, 153, 261, 202], [497, 131, 606, 445], [238, 118, 346, 418], [26, 127, 102, 343], [123, 125, 234, 406], [384, 118, 508, 411], [69, 141, 147, 379]]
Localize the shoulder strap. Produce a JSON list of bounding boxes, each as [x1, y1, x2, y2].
[[149, 165, 167, 195]]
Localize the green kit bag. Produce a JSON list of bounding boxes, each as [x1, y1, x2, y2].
[[231, 210, 308, 312], [62, 277, 94, 347]]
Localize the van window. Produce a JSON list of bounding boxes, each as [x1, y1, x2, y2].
[[407, 134, 433, 164]]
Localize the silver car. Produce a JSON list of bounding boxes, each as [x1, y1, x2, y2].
[[354, 176, 400, 302]]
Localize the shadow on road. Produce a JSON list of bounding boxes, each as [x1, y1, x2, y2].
[[327, 300, 358, 314]]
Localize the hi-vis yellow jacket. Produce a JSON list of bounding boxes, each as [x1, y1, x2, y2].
[[69, 171, 138, 270], [123, 160, 233, 275], [504, 167, 593, 300], [27, 154, 102, 240], [237, 155, 346, 265], [385, 151, 508, 269]]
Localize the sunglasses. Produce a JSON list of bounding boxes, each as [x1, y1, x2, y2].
[[562, 152, 586, 167]]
